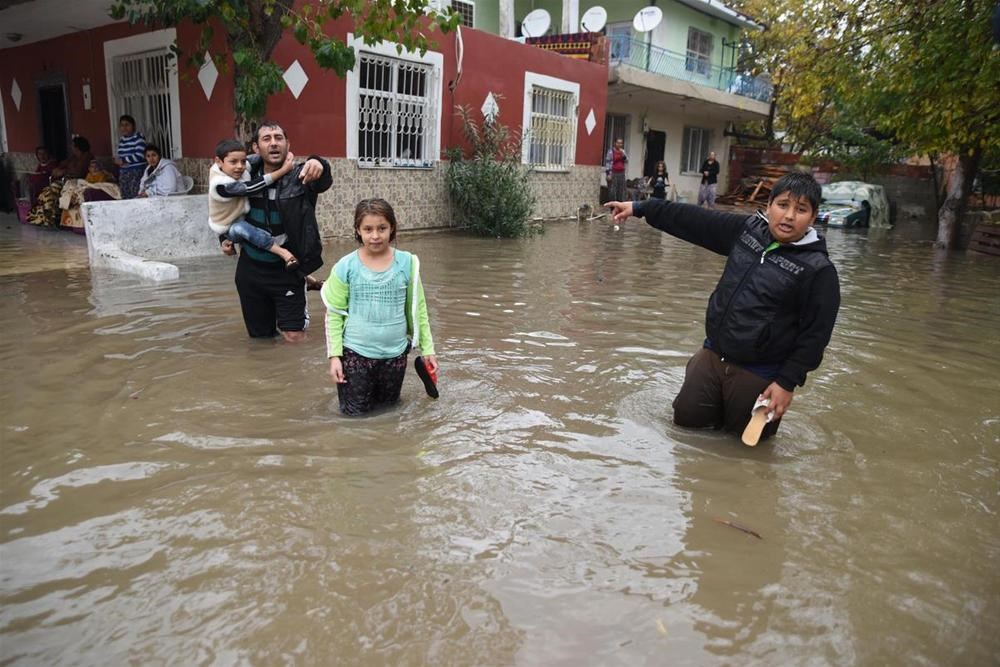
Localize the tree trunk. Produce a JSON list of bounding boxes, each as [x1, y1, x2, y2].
[[935, 146, 981, 249]]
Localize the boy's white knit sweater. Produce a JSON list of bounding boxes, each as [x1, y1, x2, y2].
[[207, 163, 277, 235]]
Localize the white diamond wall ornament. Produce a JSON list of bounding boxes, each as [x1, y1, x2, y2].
[[481, 92, 499, 122], [11, 78, 22, 111], [585, 108, 597, 135], [283, 60, 309, 99], [198, 52, 219, 101]]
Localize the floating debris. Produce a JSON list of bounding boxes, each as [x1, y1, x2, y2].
[[712, 517, 762, 540]]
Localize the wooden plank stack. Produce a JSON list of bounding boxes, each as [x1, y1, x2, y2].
[[717, 165, 792, 206], [969, 223, 1000, 256]]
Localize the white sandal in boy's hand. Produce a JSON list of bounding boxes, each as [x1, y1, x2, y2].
[[741, 397, 775, 447]]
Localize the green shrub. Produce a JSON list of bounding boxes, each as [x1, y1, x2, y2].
[[446, 103, 536, 238]]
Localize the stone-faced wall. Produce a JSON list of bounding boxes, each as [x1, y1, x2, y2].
[[9, 151, 601, 237]]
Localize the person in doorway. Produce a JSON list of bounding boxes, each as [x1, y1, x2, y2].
[[115, 115, 147, 199], [604, 137, 628, 203], [210, 138, 300, 270], [138, 144, 184, 197], [605, 171, 840, 443], [647, 160, 671, 200], [321, 198, 438, 416], [698, 151, 720, 208], [220, 121, 331, 341]]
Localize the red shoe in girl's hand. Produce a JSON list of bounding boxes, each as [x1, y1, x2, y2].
[[414, 356, 439, 399]]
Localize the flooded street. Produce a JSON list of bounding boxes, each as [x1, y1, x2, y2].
[[1, 214, 998, 665]]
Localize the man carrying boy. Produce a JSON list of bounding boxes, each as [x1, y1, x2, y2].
[[221, 121, 332, 342], [606, 171, 840, 442]]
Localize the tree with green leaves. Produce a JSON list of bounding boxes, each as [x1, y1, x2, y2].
[[110, 0, 458, 139], [735, 0, 1000, 248]]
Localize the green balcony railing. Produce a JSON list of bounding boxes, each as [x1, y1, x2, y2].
[[608, 35, 772, 104]]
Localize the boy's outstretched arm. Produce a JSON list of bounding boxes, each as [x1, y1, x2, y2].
[[606, 199, 749, 255]]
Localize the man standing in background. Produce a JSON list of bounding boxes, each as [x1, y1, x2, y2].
[[698, 151, 720, 208]]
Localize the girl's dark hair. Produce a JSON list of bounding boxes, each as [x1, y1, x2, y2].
[[769, 171, 823, 213], [215, 138, 246, 159], [654, 160, 666, 174], [72, 136, 90, 153], [353, 198, 398, 244], [119, 114, 137, 128], [144, 144, 161, 157]]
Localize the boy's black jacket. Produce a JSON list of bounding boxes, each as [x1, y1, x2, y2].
[[634, 199, 840, 391]]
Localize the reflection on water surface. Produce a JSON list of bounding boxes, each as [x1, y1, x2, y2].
[[1, 217, 998, 664]]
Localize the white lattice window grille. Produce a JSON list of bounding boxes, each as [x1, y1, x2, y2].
[[355, 52, 437, 168], [110, 49, 178, 157], [681, 126, 712, 174], [104, 29, 182, 159], [523, 75, 578, 170], [451, 0, 474, 27], [685, 27, 714, 77]]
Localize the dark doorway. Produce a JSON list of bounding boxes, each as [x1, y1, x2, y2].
[[38, 83, 69, 161], [643, 129, 666, 179]]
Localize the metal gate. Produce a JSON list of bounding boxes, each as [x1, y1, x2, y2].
[[109, 48, 177, 158]]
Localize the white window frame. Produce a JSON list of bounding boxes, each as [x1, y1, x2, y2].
[[522, 72, 579, 171], [345, 33, 444, 169], [607, 22, 633, 60], [103, 28, 183, 158], [680, 126, 712, 174], [685, 27, 714, 78]]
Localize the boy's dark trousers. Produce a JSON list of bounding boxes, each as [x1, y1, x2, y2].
[[672, 348, 782, 440]]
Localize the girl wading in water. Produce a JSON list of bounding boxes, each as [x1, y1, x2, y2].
[[321, 198, 439, 415]]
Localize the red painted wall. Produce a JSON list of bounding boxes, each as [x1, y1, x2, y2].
[[0, 22, 148, 158], [444, 28, 607, 165], [2, 14, 607, 165]]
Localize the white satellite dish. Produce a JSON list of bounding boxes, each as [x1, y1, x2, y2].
[[521, 9, 551, 38], [580, 6, 607, 33], [632, 6, 663, 33]]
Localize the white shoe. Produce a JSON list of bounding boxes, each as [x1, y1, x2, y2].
[[741, 397, 775, 447]]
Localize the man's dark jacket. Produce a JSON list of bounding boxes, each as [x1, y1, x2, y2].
[[246, 155, 332, 275], [634, 199, 840, 391]]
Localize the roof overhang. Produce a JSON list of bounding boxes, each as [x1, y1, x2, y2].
[[609, 64, 771, 123], [673, 0, 764, 31], [0, 0, 122, 48]]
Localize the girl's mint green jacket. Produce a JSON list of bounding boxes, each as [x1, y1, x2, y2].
[[320, 249, 435, 359]]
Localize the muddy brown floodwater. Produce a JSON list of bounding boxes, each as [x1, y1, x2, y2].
[[1, 213, 998, 665]]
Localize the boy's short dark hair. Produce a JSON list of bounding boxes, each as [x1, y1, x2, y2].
[[72, 136, 91, 153], [145, 144, 161, 157], [215, 139, 246, 160], [769, 171, 823, 212]]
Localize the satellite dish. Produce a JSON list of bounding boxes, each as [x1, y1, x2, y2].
[[632, 6, 663, 33], [580, 6, 607, 33], [521, 9, 551, 38]]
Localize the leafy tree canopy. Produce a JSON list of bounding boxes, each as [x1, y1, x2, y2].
[[110, 0, 458, 134]]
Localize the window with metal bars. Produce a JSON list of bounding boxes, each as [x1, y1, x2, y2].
[[685, 28, 714, 77], [356, 52, 436, 167], [526, 86, 577, 170], [451, 0, 474, 27], [109, 48, 178, 158], [680, 126, 712, 174]]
